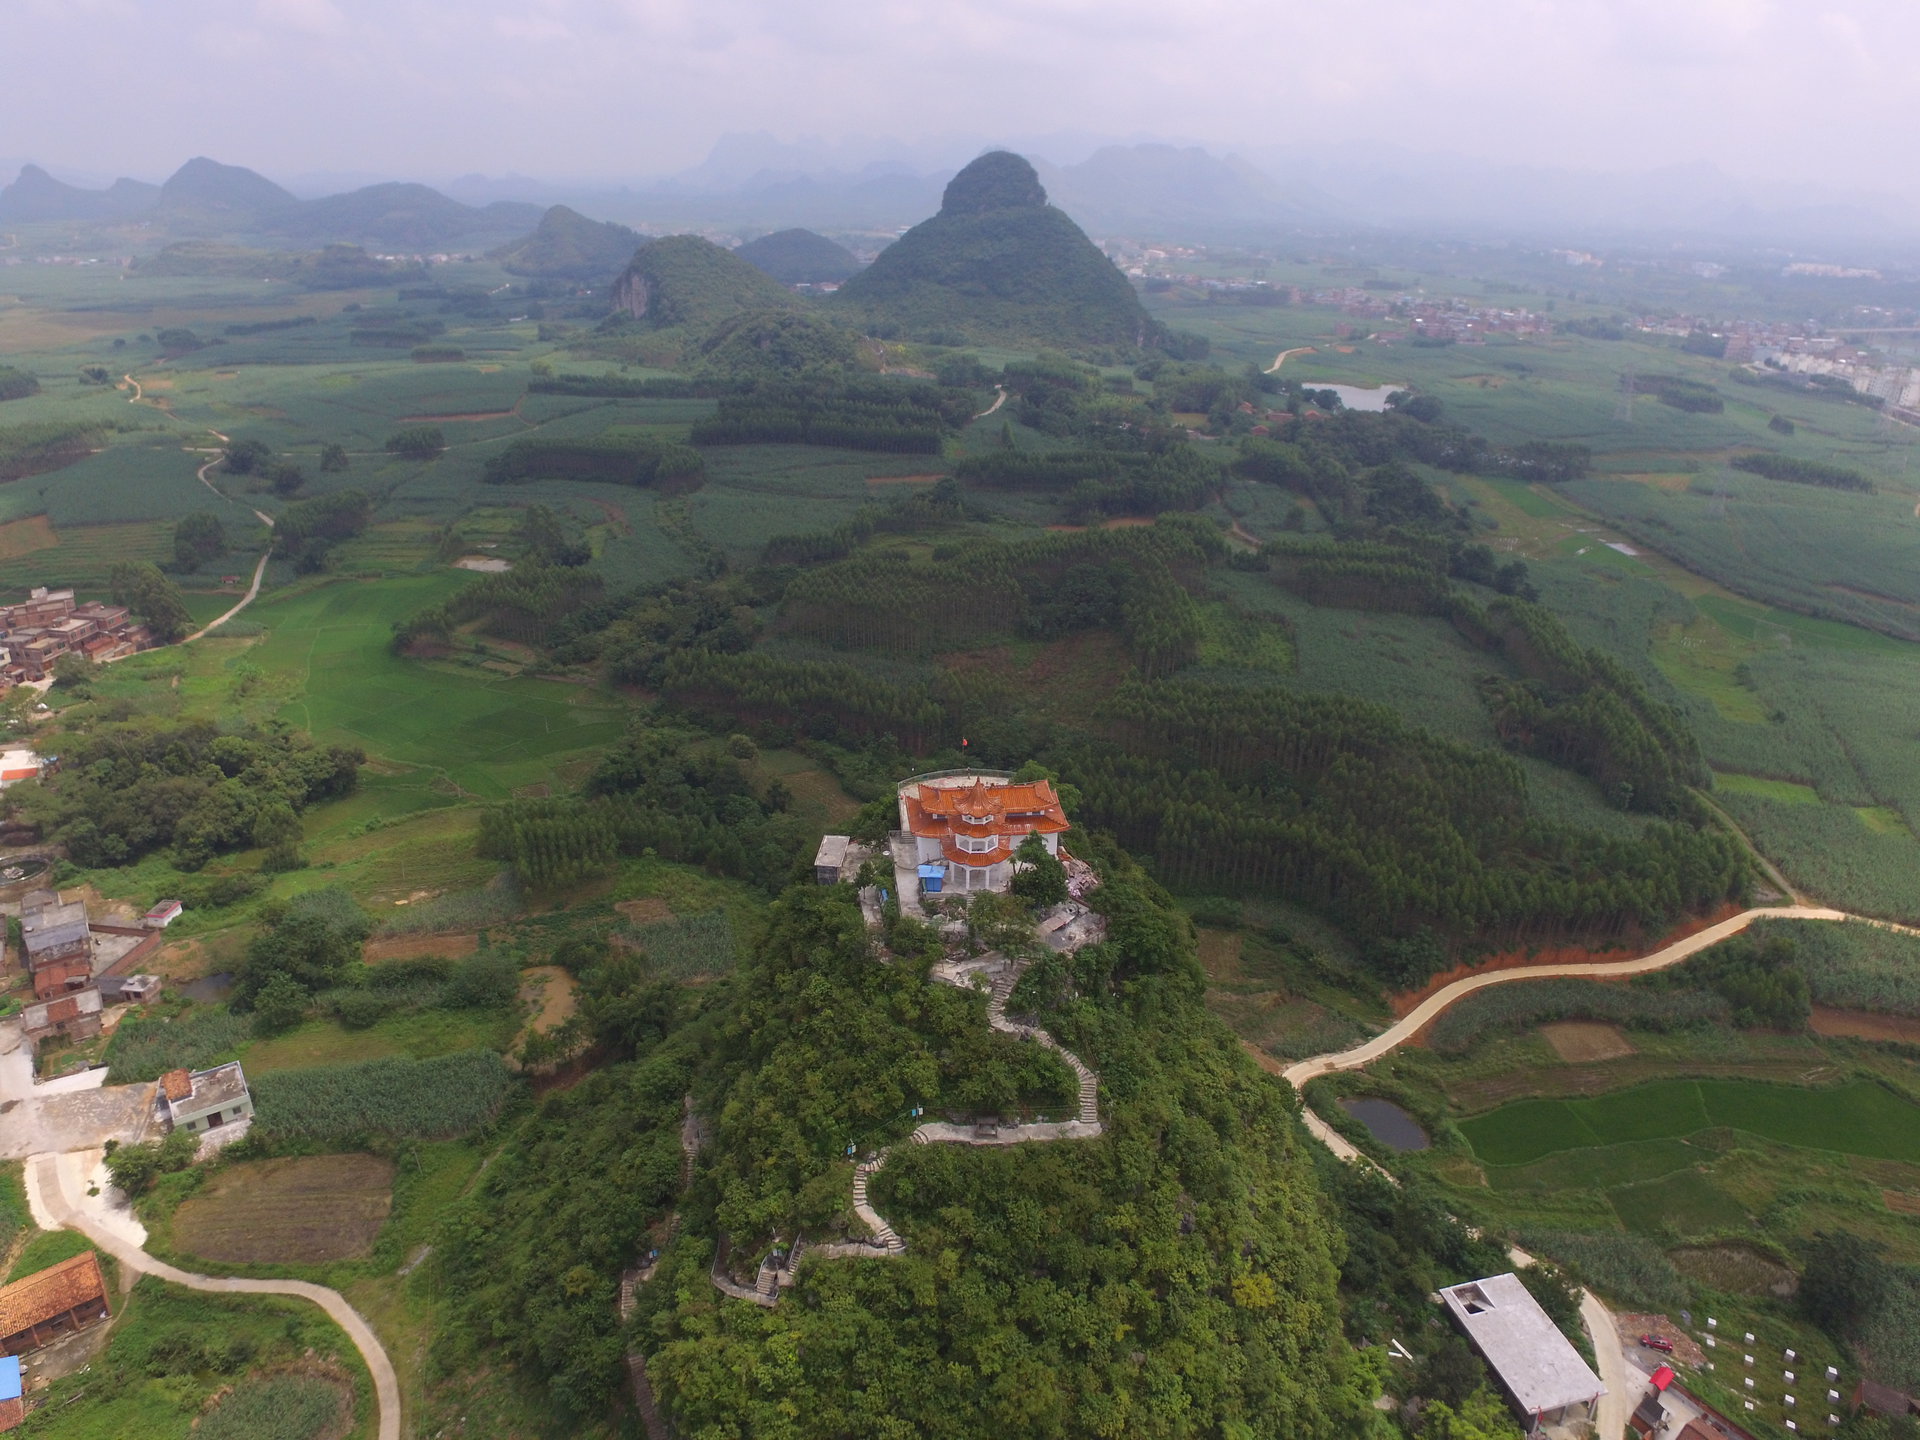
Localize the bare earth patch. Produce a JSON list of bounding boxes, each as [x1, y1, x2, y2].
[[401, 410, 513, 422], [1612, 1312, 1706, 1366], [1196, 928, 1244, 982], [172, 1154, 395, 1264], [616, 898, 673, 924], [1884, 1190, 1920, 1216], [865, 473, 946, 485], [519, 965, 578, 1034], [363, 932, 480, 963], [0, 515, 59, 562], [1811, 1006, 1920, 1044], [1540, 1022, 1637, 1063]]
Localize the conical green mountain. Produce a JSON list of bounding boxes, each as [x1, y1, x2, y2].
[[735, 227, 861, 284], [830, 150, 1164, 351], [493, 204, 645, 283], [609, 234, 798, 330]]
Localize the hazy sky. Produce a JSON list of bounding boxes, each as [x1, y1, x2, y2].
[[6, 0, 1918, 191]]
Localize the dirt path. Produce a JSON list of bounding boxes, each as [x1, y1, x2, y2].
[[173, 433, 274, 643], [26, 1152, 402, 1440], [182, 548, 270, 643], [1265, 345, 1316, 375], [973, 385, 1007, 419]]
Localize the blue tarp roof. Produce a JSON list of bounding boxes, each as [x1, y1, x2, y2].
[[916, 865, 944, 879], [0, 1355, 21, 1402]]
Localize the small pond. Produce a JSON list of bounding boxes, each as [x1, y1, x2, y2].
[[1338, 1096, 1431, 1152], [180, 972, 234, 1003]]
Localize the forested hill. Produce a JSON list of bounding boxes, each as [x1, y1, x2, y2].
[[442, 853, 1374, 1437], [492, 203, 644, 283], [610, 233, 800, 330], [830, 150, 1188, 355], [735, 226, 862, 283]]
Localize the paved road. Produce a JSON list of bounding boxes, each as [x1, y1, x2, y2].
[[1583, 1288, 1634, 1440], [1280, 905, 1912, 1088], [27, 1152, 402, 1440]]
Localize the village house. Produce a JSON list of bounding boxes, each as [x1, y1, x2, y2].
[[0, 588, 152, 685], [19, 988, 102, 1049], [1441, 1274, 1606, 1434], [0, 751, 45, 791], [0, 1355, 20, 1433], [20, 891, 91, 1001], [897, 772, 1070, 894], [0, 1253, 109, 1356], [156, 1061, 253, 1136]]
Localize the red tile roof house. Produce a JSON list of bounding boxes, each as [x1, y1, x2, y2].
[[21, 989, 102, 1049], [0, 1253, 110, 1356], [156, 1061, 253, 1138], [896, 772, 1070, 894]]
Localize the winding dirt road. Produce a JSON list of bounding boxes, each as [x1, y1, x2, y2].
[[1278, 904, 1915, 1091], [1265, 345, 1316, 374], [974, 385, 1008, 419], [180, 430, 275, 642], [27, 1152, 401, 1440], [1280, 903, 1920, 1438]]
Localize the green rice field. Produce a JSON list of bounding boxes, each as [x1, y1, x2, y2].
[[1459, 1077, 1920, 1168]]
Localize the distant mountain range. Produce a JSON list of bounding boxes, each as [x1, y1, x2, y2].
[[0, 156, 542, 250], [6, 137, 1916, 258]]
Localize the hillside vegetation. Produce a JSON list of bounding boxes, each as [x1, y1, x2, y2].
[[609, 234, 799, 330], [735, 227, 862, 283], [493, 203, 644, 282], [831, 151, 1190, 355]]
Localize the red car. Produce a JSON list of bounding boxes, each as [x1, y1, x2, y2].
[[1640, 1334, 1675, 1354]]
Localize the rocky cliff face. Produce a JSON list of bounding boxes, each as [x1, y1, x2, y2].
[[612, 267, 654, 319]]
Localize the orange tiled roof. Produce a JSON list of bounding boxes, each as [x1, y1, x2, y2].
[[905, 778, 1069, 840], [0, 1253, 107, 1340], [940, 839, 1015, 868], [160, 1068, 192, 1101]]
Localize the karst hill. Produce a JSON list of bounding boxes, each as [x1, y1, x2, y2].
[[609, 233, 799, 330], [735, 227, 862, 284], [830, 150, 1179, 353], [492, 204, 646, 284]]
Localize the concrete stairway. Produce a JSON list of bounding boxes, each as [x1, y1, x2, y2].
[[850, 1151, 908, 1254]]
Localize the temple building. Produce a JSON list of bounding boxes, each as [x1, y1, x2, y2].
[[897, 772, 1070, 893]]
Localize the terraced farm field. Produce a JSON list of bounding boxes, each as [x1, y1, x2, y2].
[[1458, 1076, 1920, 1166]]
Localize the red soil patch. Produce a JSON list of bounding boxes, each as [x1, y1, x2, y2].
[[364, 932, 481, 963], [400, 410, 513, 422], [616, 898, 673, 924], [1389, 903, 1746, 1019], [1811, 1006, 1920, 1044], [865, 473, 946, 485], [589, 498, 631, 535]]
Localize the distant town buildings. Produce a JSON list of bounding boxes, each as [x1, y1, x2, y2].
[[0, 587, 152, 684]]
